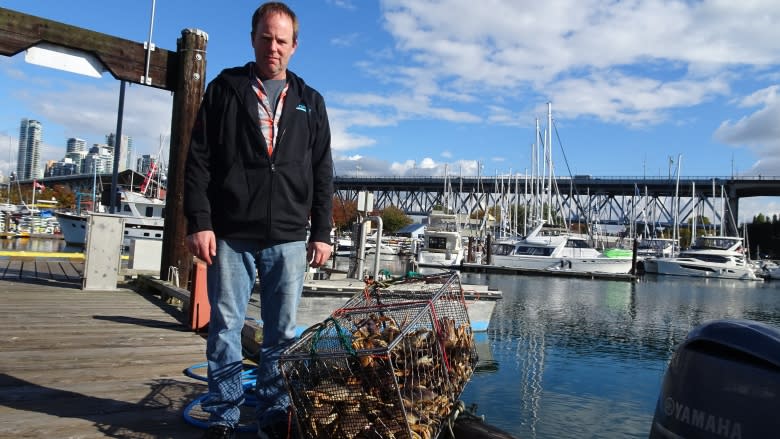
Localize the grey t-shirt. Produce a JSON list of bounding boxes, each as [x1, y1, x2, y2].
[[262, 79, 286, 116]]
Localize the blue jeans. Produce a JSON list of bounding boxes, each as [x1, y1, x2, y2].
[[202, 239, 306, 428]]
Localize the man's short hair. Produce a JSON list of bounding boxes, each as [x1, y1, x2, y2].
[[251, 2, 299, 42]]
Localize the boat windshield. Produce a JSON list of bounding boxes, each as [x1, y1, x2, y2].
[[565, 239, 591, 249], [690, 237, 741, 251], [639, 240, 672, 250], [427, 236, 451, 250], [492, 243, 515, 256], [514, 245, 555, 256]]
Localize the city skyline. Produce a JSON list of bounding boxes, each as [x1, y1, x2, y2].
[[8, 117, 151, 180]]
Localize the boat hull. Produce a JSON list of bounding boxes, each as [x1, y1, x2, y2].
[[55, 211, 164, 246], [491, 254, 633, 274], [417, 249, 464, 268], [650, 257, 762, 281]]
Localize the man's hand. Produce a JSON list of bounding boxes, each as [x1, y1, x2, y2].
[[187, 230, 216, 265], [307, 241, 332, 268]]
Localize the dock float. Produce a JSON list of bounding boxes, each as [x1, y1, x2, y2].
[[460, 261, 637, 281], [301, 272, 503, 332]]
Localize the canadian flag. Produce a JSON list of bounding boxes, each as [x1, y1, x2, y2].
[[33, 180, 45, 190]]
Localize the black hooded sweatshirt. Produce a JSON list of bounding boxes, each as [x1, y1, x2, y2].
[[184, 63, 333, 244]]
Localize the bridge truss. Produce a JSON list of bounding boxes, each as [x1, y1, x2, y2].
[[334, 175, 780, 236]]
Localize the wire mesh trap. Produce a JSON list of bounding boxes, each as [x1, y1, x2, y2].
[[280, 272, 478, 439]]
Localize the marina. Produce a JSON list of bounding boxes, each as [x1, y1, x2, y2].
[[1, 238, 779, 437], [1, 4, 779, 438]]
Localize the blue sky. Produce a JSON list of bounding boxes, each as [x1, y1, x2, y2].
[[1, 1, 779, 221]]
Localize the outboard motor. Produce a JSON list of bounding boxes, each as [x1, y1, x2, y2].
[[650, 319, 780, 438]]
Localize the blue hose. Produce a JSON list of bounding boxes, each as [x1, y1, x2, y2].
[[182, 362, 261, 432]]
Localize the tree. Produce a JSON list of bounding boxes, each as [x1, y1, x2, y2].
[[52, 185, 76, 209], [332, 197, 358, 232], [380, 205, 412, 234]]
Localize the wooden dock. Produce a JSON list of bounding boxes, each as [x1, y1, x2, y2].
[[0, 259, 518, 439], [0, 260, 222, 438]]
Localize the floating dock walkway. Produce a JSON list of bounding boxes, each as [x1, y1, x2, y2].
[[459, 261, 637, 281]]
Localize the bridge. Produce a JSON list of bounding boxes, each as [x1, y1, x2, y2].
[[23, 173, 780, 236], [334, 175, 780, 235]]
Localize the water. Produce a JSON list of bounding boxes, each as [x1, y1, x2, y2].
[[0, 236, 76, 253], [330, 254, 780, 437], [457, 273, 780, 438], [8, 240, 780, 437]]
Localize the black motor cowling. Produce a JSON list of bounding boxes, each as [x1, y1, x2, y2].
[[650, 319, 780, 438]]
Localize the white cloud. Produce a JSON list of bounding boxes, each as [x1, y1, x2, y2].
[[12, 78, 173, 159], [322, 0, 780, 151], [715, 85, 780, 175], [330, 32, 360, 47], [739, 197, 780, 223], [334, 153, 481, 177], [327, 0, 356, 10]]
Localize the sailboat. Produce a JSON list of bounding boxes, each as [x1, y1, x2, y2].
[[488, 103, 633, 274]]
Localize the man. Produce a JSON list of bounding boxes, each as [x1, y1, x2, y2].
[[184, 2, 333, 438]]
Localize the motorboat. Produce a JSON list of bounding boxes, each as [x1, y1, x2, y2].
[[643, 235, 762, 281], [416, 212, 466, 268], [56, 190, 165, 246], [489, 221, 633, 274], [636, 237, 677, 258]]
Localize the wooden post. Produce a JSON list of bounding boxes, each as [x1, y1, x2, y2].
[[160, 29, 208, 286], [485, 233, 492, 265]]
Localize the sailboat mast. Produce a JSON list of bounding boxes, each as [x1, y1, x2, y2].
[[523, 169, 529, 235], [673, 154, 682, 245], [547, 102, 553, 225]]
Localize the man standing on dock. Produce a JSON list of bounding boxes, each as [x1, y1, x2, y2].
[[184, 2, 333, 438]]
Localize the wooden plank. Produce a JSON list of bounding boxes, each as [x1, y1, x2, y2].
[[0, 280, 216, 438], [18, 260, 38, 281], [2, 259, 21, 280], [34, 260, 51, 279], [46, 261, 69, 282], [59, 261, 82, 280]]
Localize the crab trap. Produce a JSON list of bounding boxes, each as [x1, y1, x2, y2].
[[280, 272, 478, 439]]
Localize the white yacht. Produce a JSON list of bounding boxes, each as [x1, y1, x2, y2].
[[489, 221, 633, 274], [416, 212, 465, 268], [56, 190, 165, 246], [636, 237, 677, 258], [643, 235, 762, 281]]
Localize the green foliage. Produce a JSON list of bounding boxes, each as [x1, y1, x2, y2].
[[753, 213, 768, 224], [380, 205, 413, 233]]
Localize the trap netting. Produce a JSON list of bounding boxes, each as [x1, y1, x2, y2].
[[280, 272, 477, 439]]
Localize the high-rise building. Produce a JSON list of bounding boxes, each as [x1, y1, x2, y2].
[[66, 137, 87, 154], [106, 133, 133, 172], [85, 144, 114, 174], [17, 118, 42, 180], [137, 154, 157, 176]]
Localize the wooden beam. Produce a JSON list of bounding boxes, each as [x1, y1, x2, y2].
[[0, 7, 177, 90]]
